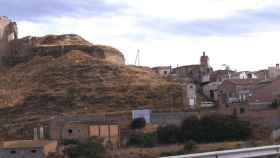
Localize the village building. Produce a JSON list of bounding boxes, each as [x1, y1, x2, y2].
[[210, 70, 233, 82], [48, 115, 123, 146], [231, 71, 258, 79], [0, 140, 57, 158], [219, 79, 259, 105], [203, 82, 220, 101], [173, 52, 213, 84], [152, 66, 172, 77], [248, 78, 280, 107], [183, 83, 197, 109], [218, 79, 260, 116], [268, 64, 280, 79], [60, 121, 120, 145], [255, 69, 269, 81]]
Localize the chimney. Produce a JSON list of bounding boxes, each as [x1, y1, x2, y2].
[[203, 52, 205, 56], [276, 64, 279, 69]]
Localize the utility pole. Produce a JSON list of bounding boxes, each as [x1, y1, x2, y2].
[[134, 49, 140, 66]]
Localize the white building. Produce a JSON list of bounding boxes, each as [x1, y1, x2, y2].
[[132, 109, 151, 123], [184, 83, 197, 109], [231, 71, 258, 79]]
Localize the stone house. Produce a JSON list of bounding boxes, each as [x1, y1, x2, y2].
[[183, 83, 197, 109], [152, 66, 171, 77], [173, 52, 213, 84], [218, 79, 260, 116], [203, 82, 221, 101], [210, 70, 233, 82], [248, 78, 280, 107], [219, 79, 259, 105], [0, 140, 57, 158], [62, 122, 120, 145], [268, 64, 280, 79], [49, 119, 120, 146]]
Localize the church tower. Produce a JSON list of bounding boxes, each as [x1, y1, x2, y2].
[[200, 52, 209, 67]]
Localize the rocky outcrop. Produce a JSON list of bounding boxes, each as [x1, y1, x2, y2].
[[0, 16, 17, 41], [0, 16, 17, 63], [4, 34, 125, 66]]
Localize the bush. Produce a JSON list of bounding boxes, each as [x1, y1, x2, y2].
[[128, 132, 157, 147], [270, 99, 280, 109], [67, 139, 106, 158], [131, 118, 146, 129], [62, 139, 79, 145], [157, 124, 181, 144], [181, 116, 200, 142], [183, 140, 197, 153], [181, 114, 251, 143]]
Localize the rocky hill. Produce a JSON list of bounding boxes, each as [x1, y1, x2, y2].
[[0, 34, 183, 137]]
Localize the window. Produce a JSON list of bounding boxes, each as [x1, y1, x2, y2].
[[31, 150, 37, 153], [240, 108, 245, 114], [10, 150, 16, 154], [164, 71, 167, 75], [68, 129, 73, 134]]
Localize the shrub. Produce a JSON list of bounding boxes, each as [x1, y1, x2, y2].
[[181, 114, 251, 143], [67, 139, 106, 158], [128, 132, 157, 147], [183, 140, 197, 153], [131, 118, 146, 129], [62, 139, 79, 145], [181, 116, 200, 142], [157, 124, 181, 144], [270, 99, 280, 109]]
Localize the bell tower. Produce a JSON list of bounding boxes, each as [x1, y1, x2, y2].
[[200, 51, 209, 67]]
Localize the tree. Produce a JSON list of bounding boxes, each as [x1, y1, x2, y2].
[[67, 139, 106, 158], [157, 124, 181, 144], [131, 118, 146, 129]]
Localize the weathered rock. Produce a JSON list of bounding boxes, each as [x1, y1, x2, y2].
[[0, 16, 17, 63], [4, 34, 125, 66], [0, 16, 17, 41]]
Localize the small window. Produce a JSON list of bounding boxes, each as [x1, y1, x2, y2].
[[31, 150, 37, 153], [10, 150, 16, 154], [68, 129, 73, 134], [164, 71, 167, 75], [240, 108, 245, 114]]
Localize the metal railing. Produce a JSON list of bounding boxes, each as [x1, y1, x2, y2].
[[160, 145, 280, 158]]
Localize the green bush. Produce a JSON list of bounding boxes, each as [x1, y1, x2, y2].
[[131, 118, 146, 129], [67, 139, 106, 158], [270, 99, 280, 109], [183, 140, 197, 153], [128, 132, 157, 147], [157, 124, 181, 144], [181, 114, 251, 143]]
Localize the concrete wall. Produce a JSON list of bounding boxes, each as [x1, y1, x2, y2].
[[0, 147, 44, 158]]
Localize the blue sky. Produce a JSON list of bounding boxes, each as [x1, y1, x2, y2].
[[2, 0, 280, 71]]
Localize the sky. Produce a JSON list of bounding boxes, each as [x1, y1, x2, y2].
[[1, 0, 280, 71]]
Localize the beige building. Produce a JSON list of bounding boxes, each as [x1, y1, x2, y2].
[[50, 121, 120, 145], [0, 140, 57, 158]]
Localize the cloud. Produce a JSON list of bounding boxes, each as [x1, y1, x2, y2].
[[139, 5, 280, 36], [0, 0, 126, 21]]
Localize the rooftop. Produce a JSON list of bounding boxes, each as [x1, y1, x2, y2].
[[2, 140, 57, 149]]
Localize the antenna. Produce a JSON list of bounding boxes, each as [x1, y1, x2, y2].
[[134, 49, 140, 66]]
